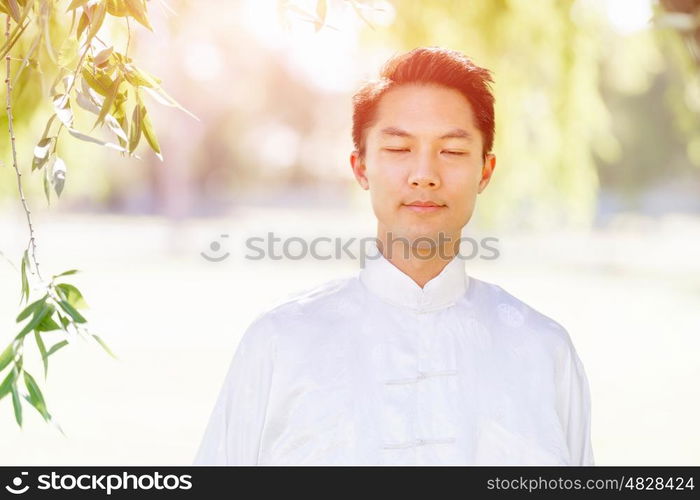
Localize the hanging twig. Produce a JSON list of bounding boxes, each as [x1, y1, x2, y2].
[[125, 16, 131, 57], [58, 34, 91, 110], [6, 14, 42, 281]]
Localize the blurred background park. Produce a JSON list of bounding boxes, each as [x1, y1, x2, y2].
[[0, 0, 699, 465]]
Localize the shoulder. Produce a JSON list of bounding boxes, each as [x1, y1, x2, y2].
[[466, 276, 577, 357], [240, 275, 361, 345], [264, 274, 360, 318]]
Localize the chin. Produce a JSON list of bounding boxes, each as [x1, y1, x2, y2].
[[403, 228, 445, 246]]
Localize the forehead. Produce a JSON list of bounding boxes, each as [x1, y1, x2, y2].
[[369, 83, 479, 140]]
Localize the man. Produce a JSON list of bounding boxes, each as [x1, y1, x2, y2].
[[193, 47, 594, 465]]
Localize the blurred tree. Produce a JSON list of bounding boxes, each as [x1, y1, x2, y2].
[[655, 0, 700, 169], [659, 0, 700, 64]]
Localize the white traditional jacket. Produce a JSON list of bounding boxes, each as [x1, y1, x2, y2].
[[193, 245, 595, 465]]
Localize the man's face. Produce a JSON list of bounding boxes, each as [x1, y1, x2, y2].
[[350, 83, 496, 251]]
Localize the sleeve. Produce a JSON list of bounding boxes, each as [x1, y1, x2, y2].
[[192, 317, 276, 465], [554, 334, 595, 466]]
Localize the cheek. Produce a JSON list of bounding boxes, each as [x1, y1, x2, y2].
[[367, 163, 404, 196], [444, 168, 477, 193], [444, 170, 480, 212]]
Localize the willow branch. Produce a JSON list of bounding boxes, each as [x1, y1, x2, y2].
[[6, 15, 42, 281]]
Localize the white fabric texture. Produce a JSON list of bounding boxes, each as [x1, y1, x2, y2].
[[193, 248, 594, 465]]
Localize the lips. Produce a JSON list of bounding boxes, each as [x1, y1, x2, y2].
[[406, 201, 443, 207], [403, 200, 445, 213]]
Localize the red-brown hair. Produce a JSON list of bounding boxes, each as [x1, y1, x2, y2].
[[352, 47, 495, 161]]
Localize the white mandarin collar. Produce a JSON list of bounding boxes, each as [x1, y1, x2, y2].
[[359, 241, 469, 313]]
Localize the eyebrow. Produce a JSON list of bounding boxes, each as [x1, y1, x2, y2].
[[379, 126, 473, 141]]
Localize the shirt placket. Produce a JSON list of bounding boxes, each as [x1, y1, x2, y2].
[[415, 311, 433, 450], [381, 304, 458, 453], [416, 309, 457, 449]]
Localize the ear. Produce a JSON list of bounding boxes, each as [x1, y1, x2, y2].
[[477, 153, 496, 194], [350, 150, 370, 190]]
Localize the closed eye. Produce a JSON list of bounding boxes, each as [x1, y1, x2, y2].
[[442, 150, 467, 156], [384, 148, 410, 153]]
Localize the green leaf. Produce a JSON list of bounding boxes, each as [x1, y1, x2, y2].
[[16, 294, 48, 322], [66, 0, 90, 11], [140, 105, 162, 161], [37, 313, 61, 332], [31, 303, 57, 333], [58, 300, 86, 324], [115, 112, 128, 149], [11, 382, 22, 427], [141, 85, 199, 121], [32, 136, 54, 171], [41, 1, 58, 66], [61, 74, 75, 95], [50, 156, 67, 197], [0, 369, 14, 402], [43, 166, 51, 205], [94, 46, 113, 66], [40, 112, 58, 139], [92, 334, 117, 359], [77, 12, 90, 43], [128, 102, 141, 154], [20, 249, 29, 303], [46, 340, 69, 358], [76, 89, 100, 114], [21, 394, 57, 430], [33, 115, 57, 175], [84, 0, 107, 47], [6, 0, 22, 23], [52, 94, 74, 128], [59, 314, 70, 329], [53, 269, 79, 279], [34, 331, 48, 378], [107, 0, 129, 17], [17, 303, 53, 340], [81, 67, 112, 96], [23, 371, 50, 421], [0, 343, 14, 373], [127, 67, 161, 88], [105, 114, 128, 142], [56, 283, 88, 309], [93, 75, 122, 130], [115, 88, 128, 109], [124, 0, 153, 31], [67, 127, 128, 152]]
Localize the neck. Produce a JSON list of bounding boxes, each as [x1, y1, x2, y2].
[[375, 229, 461, 288]]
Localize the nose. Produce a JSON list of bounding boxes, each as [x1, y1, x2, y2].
[[407, 151, 441, 189]]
